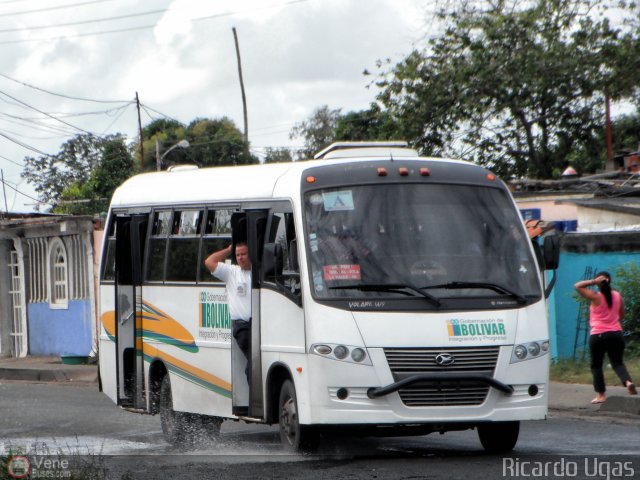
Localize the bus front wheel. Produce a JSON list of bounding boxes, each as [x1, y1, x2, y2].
[[278, 379, 318, 452], [477, 421, 520, 453]]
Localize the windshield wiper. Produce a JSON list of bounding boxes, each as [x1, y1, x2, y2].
[[329, 283, 441, 307], [420, 281, 527, 304]]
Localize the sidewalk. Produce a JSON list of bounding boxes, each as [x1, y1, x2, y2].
[[0, 355, 98, 384], [0, 356, 638, 415]]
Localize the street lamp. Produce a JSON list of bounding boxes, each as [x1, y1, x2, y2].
[[156, 139, 190, 171]]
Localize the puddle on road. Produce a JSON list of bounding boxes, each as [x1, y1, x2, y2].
[[0, 435, 323, 462]]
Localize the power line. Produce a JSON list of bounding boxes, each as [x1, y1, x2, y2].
[[0, 131, 53, 156], [0, 72, 133, 104], [0, 89, 92, 134], [0, 0, 114, 18], [0, 0, 309, 45], [0, 176, 41, 202], [0, 8, 166, 34], [0, 152, 23, 166]]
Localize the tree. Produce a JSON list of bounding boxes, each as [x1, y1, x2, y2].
[[290, 104, 400, 159], [263, 147, 293, 163], [335, 104, 398, 142], [137, 117, 257, 170], [289, 105, 342, 160], [186, 117, 257, 167], [22, 133, 120, 211], [376, 0, 640, 179], [53, 136, 134, 215]]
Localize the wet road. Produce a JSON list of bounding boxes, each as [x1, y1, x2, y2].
[[1, 382, 638, 479]]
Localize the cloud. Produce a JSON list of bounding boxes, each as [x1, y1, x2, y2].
[[0, 0, 429, 211]]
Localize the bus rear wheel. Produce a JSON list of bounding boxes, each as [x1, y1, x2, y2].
[[477, 421, 520, 453], [278, 379, 318, 452]]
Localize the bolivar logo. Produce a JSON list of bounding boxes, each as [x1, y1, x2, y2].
[[447, 318, 507, 342], [199, 292, 231, 330]]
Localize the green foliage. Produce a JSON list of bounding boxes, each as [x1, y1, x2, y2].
[[335, 104, 398, 143], [550, 356, 640, 384], [290, 104, 403, 160], [22, 133, 128, 212], [289, 105, 342, 160], [613, 262, 640, 340], [54, 137, 135, 215], [375, 0, 640, 179], [187, 117, 257, 167], [263, 147, 293, 163], [138, 116, 257, 170]]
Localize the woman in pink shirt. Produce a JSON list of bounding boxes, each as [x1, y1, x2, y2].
[[574, 271, 637, 404]]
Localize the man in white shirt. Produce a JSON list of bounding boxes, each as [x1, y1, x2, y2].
[[204, 242, 252, 379]]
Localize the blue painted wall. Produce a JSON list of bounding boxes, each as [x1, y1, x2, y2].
[[27, 300, 92, 356], [549, 250, 640, 360]]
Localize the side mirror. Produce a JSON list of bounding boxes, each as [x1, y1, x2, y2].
[[543, 235, 560, 270], [262, 243, 283, 280]]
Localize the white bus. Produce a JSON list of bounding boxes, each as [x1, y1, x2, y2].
[[98, 142, 559, 452]]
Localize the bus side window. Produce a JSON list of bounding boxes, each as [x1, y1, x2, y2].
[[101, 215, 117, 282], [198, 208, 233, 283], [146, 210, 172, 282], [165, 209, 203, 283], [265, 212, 300, 298]]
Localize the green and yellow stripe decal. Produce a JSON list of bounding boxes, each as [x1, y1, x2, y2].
[[139, 302, 199, 353], [101, 300, 231, 398], [143, 343, 232, 398], [101, 301, 198, 353]]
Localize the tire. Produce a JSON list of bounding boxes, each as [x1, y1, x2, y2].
[[477, 421, 520, 453], [159, 375, 223, 447], [159, 375, 187, 446], [199, 414, 223, 441], [278, 379, 318, 452]]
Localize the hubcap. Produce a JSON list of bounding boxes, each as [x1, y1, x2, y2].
[[280, 397, 297, 445]]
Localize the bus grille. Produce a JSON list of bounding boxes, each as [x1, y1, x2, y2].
[[383, 346, 500, 406]]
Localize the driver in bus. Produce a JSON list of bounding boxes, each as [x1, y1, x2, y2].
[[204, 243, 252, 380]]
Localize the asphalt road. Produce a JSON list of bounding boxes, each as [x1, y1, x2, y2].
[[1, 382, 639, 479]]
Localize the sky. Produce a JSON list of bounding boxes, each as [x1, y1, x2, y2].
[[0, 0, 433, 212]]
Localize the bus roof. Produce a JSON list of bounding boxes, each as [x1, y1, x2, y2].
[[109, 154, 478, 209]]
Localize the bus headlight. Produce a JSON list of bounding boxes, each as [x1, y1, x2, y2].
[[514, 345, 527, 360], [510, 340, 550, 364], [334, 345, 349, 359], [351, 348, 366, 363], [310, 343, 372, 365]]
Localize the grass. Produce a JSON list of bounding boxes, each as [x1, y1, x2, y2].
[[550, 355, 640, 385]]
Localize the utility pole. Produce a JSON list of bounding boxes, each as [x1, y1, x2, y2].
[[1, 169, 7, 216], [232, 27, 248, 143], [605, 94, 613, 168], [156, 138, 161, 171], [136, 92, 145, 172]]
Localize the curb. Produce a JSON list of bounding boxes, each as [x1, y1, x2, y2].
[[599, 396, 640, 415], [0, 367, 98, 384]]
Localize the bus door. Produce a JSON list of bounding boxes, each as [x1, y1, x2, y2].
[[115, 214, 148, 409], [230, 211, 267, 417]]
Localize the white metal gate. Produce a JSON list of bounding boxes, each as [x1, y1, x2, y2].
[[9, 247, 27, 357]]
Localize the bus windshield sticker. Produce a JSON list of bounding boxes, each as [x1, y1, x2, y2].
[[322, 190, 355, 211], [323, 264, 361, 281], [309, 232, 319, 252], [309, 193, 324, 205], [313, 270, 324, 293]]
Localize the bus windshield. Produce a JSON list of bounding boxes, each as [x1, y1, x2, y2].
[[303, 183, 541, 304]]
